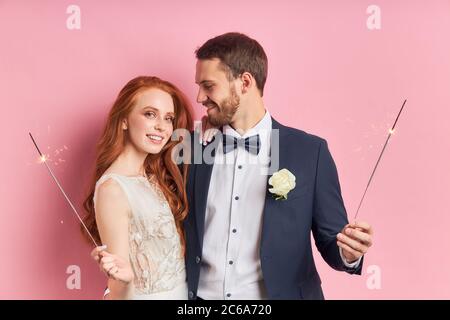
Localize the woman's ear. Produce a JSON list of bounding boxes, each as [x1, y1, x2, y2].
[[122, 119, 128, 130]]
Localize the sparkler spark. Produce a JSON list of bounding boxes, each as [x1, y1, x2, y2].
[[354, 99, 407, 220], [29, 132, 98, 247]]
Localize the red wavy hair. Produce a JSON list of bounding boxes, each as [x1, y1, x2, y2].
[[82, 76, 193, 255]]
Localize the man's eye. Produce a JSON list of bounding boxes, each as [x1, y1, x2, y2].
[[204, 85, 213, 90]]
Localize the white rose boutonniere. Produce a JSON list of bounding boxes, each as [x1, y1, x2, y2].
[[268, 168, 296, 200]]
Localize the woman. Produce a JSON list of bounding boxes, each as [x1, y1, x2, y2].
[[82, 76, 193, 299]]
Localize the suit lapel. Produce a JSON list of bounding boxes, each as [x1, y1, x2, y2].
[[261, 118, 289, 247], [194, 134, 220, 249]]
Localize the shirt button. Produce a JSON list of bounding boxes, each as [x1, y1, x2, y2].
[[229, 260, 233, 265], [189, 291, 195, 299], [195, 256, 201, 264], [232, 229, 237, 233], [226, 293, 231, 298], [234, 196, 239, 200], [238, 165, 242, 169]]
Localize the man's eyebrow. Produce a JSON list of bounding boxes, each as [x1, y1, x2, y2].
[[196, 80, 214, 85]]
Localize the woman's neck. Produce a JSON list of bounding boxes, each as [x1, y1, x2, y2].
[[110, 144, 147, 177]]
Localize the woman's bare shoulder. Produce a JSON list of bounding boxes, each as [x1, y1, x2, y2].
[[96, 177, 130, 217]]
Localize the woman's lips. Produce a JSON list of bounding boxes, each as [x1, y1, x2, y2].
[[146, 134, 164, 144]]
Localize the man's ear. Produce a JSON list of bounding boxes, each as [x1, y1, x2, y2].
[[240, 72, 253, 94], [122, 119, 128, 130]]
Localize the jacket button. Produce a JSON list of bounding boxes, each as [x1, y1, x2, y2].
[[196, 256, 201, 264], [188, 291, 195, 299]]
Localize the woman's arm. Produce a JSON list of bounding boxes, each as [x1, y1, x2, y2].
[[95, 178, 134, 299]]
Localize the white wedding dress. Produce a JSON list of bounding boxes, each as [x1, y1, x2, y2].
[[93, 173, 188, 300]]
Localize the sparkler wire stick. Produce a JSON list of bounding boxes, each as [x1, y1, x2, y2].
[[29, 132, 99, 247], [354, 99, 407, 220]]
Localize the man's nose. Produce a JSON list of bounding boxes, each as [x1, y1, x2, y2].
[[197, 89, 206, 104]]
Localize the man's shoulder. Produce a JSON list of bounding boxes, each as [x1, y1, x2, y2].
[[278, 122, 326, 147]]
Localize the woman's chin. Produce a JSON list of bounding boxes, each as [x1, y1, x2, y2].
[[145, 145, 164, 154]]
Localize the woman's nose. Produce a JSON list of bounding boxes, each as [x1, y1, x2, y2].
[[154, 122, 163, 132], [154, 118, 166, 132]]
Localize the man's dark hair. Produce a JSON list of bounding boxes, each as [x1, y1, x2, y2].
[[195, 32, 268, 96]]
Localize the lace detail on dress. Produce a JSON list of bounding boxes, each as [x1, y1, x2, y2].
[[94, 173, 186, 296]]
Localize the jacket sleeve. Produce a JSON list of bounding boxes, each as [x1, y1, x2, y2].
[[312, 138, 363, 275]]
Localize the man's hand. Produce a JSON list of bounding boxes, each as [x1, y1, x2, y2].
[[337, 221, 373, 263]]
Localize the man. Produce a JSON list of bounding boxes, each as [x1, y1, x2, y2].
[[184, 32, 373, 300]]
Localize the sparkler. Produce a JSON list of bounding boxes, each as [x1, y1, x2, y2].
[[29, 132, 99, 247], [354, 99, 407, 220]]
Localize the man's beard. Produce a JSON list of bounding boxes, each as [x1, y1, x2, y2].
[[204, 87, 240, 127]]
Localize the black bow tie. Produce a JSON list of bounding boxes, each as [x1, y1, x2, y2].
[[222, 134, 261, 155]]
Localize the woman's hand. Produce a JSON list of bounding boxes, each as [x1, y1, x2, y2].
[[91, 245, 134, 284], [197, 115, 219, 145]]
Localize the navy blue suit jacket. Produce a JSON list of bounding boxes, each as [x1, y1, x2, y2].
[[184, 118, 363, 300]]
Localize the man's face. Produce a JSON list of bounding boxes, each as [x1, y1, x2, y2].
[[195, 58, 240, 127]]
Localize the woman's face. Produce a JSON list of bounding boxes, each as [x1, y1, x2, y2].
[[123, 88, 175, 155]]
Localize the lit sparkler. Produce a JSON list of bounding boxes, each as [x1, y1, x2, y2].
[[354, 99, 407, 219], [29, 132, 98, 246]]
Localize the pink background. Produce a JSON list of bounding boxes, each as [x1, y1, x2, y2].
[[1, 0, 449, 299]]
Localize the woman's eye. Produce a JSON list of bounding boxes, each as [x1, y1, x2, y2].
[[166, 117, 175, 122], [145, 112, 156, 118]]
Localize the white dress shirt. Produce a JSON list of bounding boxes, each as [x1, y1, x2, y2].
[[197, 110, 360, 300]]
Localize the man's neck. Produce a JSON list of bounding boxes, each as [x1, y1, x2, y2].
[[230, 102, 266, 136]]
